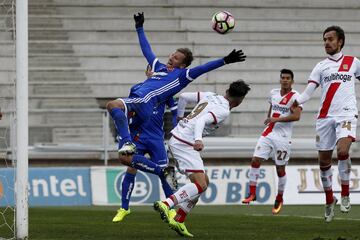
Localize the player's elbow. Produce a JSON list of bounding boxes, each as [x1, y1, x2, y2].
[[293, 116, 300, 121]]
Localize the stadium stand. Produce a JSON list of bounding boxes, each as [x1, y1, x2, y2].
[[1, 0, 360, 159]]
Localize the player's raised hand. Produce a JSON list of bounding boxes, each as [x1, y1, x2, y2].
[[134, 12, 144, 28], [223, 49, 246, 64]]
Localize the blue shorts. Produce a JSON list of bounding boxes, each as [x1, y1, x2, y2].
[[123, 98, 156, 127], [133, 136, 168, 167]]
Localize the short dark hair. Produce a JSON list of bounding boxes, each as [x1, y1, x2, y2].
[[280, 68, 294, 80], [177, 48, 193, 67], [228, 80, 251, 98], [323, 25, 345, 49]]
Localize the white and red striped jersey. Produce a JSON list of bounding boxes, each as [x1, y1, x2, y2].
[[171, 92, 230, 145], [262, 88, 301, 139], [308, 53, 360, 118]]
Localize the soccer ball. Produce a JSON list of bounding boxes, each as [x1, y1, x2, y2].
[[211, 11, 235, 34]]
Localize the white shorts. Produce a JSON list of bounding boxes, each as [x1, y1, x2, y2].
[[168, 136, 205, 175], [253, 135, 291, 166], [316, 116, 357, 151]]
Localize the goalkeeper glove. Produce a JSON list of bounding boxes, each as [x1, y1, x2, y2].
[[134, 12, 144, 28], [223, 49, 246, 64]]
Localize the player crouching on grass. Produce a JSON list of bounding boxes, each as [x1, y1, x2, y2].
[[242, 69, 302, 215], [153, 80, 250, 237]]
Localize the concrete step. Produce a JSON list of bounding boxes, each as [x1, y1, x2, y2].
[[41, 0, 169, 6], [73, 56, 324, 71], [80, 69, 313, 85], [29, 70, 87, 81], [174, 7, 360, 21], [170, 0, 360, 8], [59, 42, 360, 58], [25, 0, 360, 8], [26, 18, 358, 33], [67, 31, 187, 43], [29, 42, 73, 53], [56, 6, 174, 17], [188, 32, 360, 44], [230, 125, 317, 138], [231, 112, 318, 126], [29, 30, 69, 40], [31, 84, 93, 95], [182, 19, 360, 33], [52, 127, 105, 145], [27, 6, 360, 21], [29, 56, 81, 67]]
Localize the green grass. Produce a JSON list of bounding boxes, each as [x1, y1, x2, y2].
[[2, 205, 360, 239]]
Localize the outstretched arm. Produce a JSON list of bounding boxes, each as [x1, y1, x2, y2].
[[186, 49, 246, 80], [177, 92, 199, 119], [295, 82, 318, 106], [134, 12, 158, 68], [193, 113, 214, 151]]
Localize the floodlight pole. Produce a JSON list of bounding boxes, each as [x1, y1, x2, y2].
[[15, 0, 29, 239]]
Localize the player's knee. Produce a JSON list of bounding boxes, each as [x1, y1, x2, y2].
[[337, 150, 349, 160], [193, 180, 208, 193], [127, 167, 137, 174], [319, 160, 331, 171], [276, 169, 286, 177], [106, 100, 124, 112], [251, 157, 261, 168], [119, 154, 132, 166]]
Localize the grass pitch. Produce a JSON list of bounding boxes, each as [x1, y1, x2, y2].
[[7, 205, 360, 239]]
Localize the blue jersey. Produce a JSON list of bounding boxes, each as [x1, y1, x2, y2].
[[128, 83, 177, 167], [125, 27, 225, 111], [129, 93, 177, 139]]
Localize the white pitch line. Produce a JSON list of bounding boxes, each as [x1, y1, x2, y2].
[[246, 213, 360, 221]]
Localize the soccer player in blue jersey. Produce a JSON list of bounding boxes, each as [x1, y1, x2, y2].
[[112, 66, 178, 222], [106, 12, 246, 176]]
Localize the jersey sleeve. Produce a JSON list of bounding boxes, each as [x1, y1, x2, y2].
[[136, 27, 161, 71], [354, 57, 360, 80], [308, 62, 321, 86], [184, 58, 225, 81], [208, 107, 230, 125], [292, 91, 304, 110]]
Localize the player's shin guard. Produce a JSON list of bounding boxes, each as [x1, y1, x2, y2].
[[110, 108, 131, 143], [277, 173, 287, 201], [338, 154, 351, 197], [131, 154, 162, 176], [249, 162, 260, 195], [164, 183, 204, 208], [320, 165, 333, 204], [121, 172, 136, 210]]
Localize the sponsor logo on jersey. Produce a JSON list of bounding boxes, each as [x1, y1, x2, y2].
[[151, 72, 168, 80], [323, 73, 352, 83], [272, 104, 289, 114]]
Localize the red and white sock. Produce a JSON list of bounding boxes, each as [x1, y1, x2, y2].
[[320, 165, 333, 204], [249, 162, 260, 195], [164, 183, 203, 208], [276, 173, 286, 202], [338, 154, 351, 197]]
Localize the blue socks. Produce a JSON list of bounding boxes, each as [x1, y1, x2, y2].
[[109, 108, 131, 144], [160, 177, 173, 198], [131, 154, 163, 176], [121, 172, 136, 210]]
